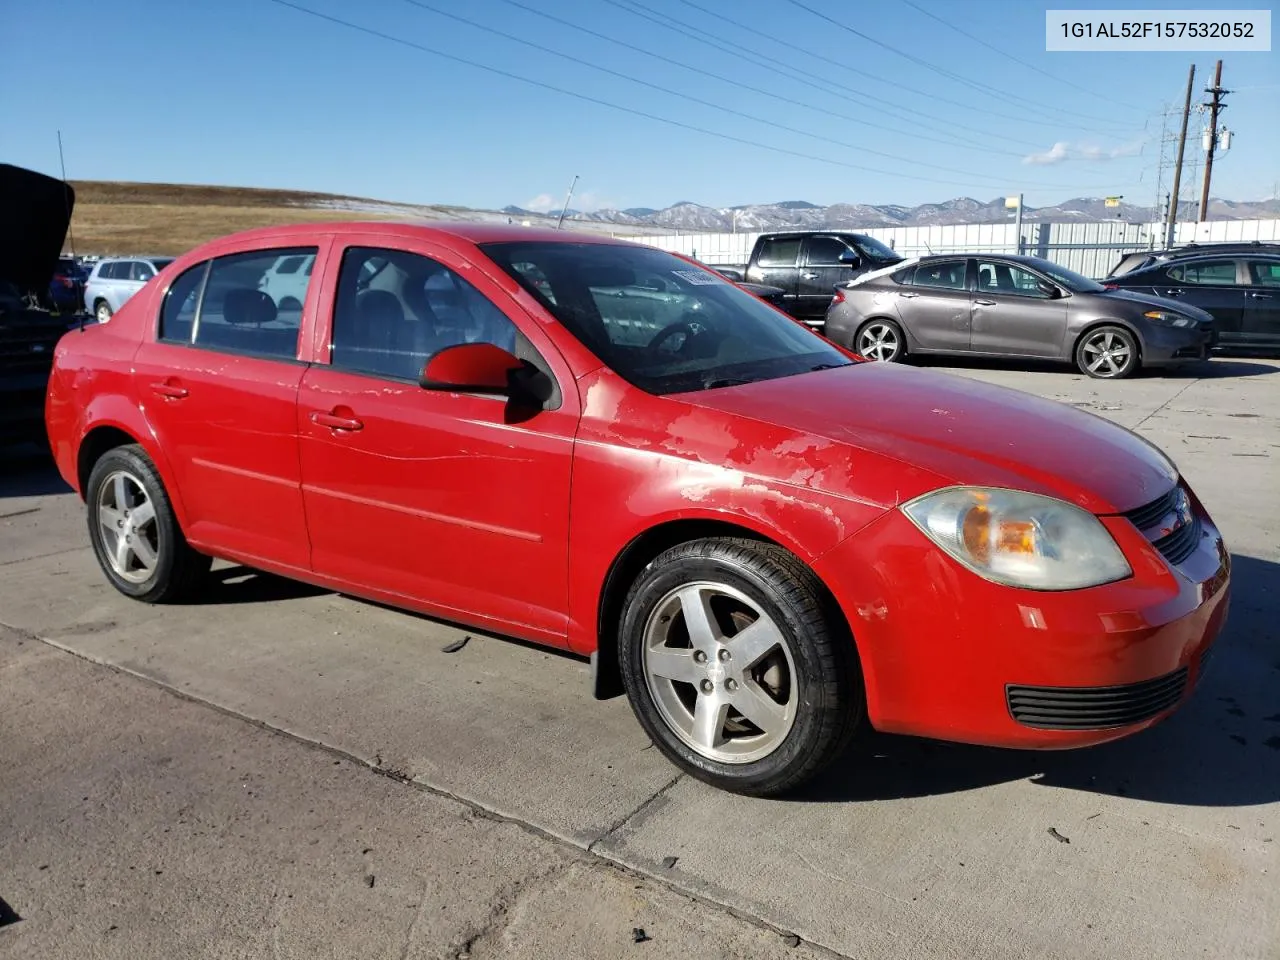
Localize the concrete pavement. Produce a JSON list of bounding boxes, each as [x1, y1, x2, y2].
[[2, 356, 1278, 959]]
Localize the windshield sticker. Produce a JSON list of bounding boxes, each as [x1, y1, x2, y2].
[[672, 269, 721, 285]]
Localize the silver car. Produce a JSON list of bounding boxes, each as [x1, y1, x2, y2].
[[825, 254, 1215, 379], [83, 256, 174, 324]]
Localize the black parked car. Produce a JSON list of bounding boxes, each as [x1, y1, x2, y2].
[[1107, 241, 1280, 278], [1105, 252, 1280, 349]]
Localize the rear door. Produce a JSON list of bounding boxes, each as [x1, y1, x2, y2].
[[130, 243, 325, 569], [1158, 259, 1245, 338], [797, 235, 854, 323], [895, 258, 972, 352], [968, 259, 1069, 358], [1241, 257, 1280, 346], [745, 236, 801, 312]]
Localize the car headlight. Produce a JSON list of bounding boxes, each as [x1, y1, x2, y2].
[[1143, 310, 1193, 328], [902, 487, 1132, 591]]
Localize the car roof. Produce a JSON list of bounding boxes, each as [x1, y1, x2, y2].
[[197, 220, 635, 249], [914, 253, 1051, 267]]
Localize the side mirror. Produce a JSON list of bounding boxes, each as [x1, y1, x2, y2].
[[838, 250, 862, 269], [420, 342, 552, 407], [1036, 280, 1059, 298]]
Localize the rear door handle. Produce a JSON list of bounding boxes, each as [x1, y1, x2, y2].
[[898, 291, 919, 299], [149, 380, 188, 399], [1161, 289, 1185, 297], [310, 410, 364, 431], [1247, 291, 1273, 299], [800, 272, 819, 280], [974, 299, 997, 306]]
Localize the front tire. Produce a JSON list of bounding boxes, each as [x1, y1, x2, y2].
[[618, 538, 863, 796], [1076, 325, 1138, 379], [854, 319, 906, 362], [85, 444, 211, 603], [94, 299, 113, 324]]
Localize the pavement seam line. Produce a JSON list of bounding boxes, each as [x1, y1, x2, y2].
[[1130, 375, 1201, 432], [10, 622, 858, 960], [0, 545, 87, 568], [586, 773, 683, 853]]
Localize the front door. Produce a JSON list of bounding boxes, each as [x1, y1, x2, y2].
[[1159, 259, 1245, 339], [968, 259, 1069, 357], [131, 245, 321, 569], [797, 235, 854, 323], [1241, 258, 1280, 347], [895, 258, 972, 352], [296, 241, 576, 642]]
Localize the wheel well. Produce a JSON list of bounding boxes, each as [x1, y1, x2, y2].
[[76, 426, 138, 497], [590, 519, 846, 700], [1073, 321, 1142, 359]]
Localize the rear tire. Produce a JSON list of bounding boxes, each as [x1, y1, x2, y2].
[[618, 538, 863, 797], [1076, 325, 1139, 379], [94, 299, 113, 324], [854, 319, 906, 362], [85, 444, 210, 603]]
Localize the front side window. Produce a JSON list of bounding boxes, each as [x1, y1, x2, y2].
[[910, 260, 967, 291], [850, 234, 899, 262], [1168, 260, 1237, 286], [805, 236, 854, 266], [757, 237, 800, 267], [191, 247, 317, 359], [132, 262, 155, 282], [482, 241, 853, 395], [1246, 259, 1280, 287], [975, 260, 1052, 297], [330, 246, 519, 382]]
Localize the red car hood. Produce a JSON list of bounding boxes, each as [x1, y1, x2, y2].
[[683, 363, 1177, 515]]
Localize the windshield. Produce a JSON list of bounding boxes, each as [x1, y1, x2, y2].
[[852, 235, 900, 262], [1032, 259, 1105, 292], [480, 241, 853, 395]]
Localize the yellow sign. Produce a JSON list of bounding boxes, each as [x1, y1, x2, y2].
[[1104, 196, 1122, 207], [1005, 196, 1020, 209]]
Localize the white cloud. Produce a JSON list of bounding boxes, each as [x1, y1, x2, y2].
[[522, 193, 557, 213], [1023, 139, 1146, 165], [523, 187, 617, 214]]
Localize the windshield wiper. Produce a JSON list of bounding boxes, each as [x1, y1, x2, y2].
[[809, 363, 846, 372], [703, 376, 755, 390]]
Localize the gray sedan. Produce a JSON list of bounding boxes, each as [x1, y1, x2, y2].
[[824, 254, 1214, 379]]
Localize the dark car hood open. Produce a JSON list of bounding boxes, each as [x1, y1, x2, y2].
[[0, 164, 75, 294]]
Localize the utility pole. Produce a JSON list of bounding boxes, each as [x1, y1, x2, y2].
[[556, 174, 579, 230], [1166, 64, 1194, 247], [1013, 193, 1024, 254], [57, 130, 76, 257], [1198, 60, 1228, 222]]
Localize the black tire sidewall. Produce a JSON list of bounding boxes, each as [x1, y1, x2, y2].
[[618, 545, 852, 792], [85, 446, 183, 601], [1077, 325, 1138, 378]]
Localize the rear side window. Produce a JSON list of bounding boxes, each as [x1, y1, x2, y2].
[[757, 238, 800, 267], [189, 248, 317, 359], [910, 260, 968, 290], [160, 262, 209, 343], [1167, 260, 1237, 285], [99, 262, 121, 280]]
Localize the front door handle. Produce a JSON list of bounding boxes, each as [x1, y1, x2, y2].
[[898, 291, 919, 299], [310, 410, 364, 431], [800, 272, 819, 280], [149, 380, 188, 399], [974, 299, 997, 306], [1161, 289, 1185, 297], [1247, 291, 1273, 299]]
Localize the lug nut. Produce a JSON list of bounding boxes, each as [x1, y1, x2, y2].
[[718, 649, 730, 662], [700, 679, 713, 693], [726, 679, 738, 692], [693, 650, 708, 664]]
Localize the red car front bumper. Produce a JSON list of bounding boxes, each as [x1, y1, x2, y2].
[[815, 491, 1230, 749]]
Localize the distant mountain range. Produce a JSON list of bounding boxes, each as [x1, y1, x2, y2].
[[504, 195, 1280, 232]]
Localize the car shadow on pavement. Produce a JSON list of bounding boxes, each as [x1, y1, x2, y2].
[[911, 356, 1279, 379], [187, 565, 331, 605], [796, 552, 1280, 808], [0, 444, 70, 499]]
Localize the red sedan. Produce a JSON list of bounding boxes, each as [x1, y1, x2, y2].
[[44, 222, 1230, 796]]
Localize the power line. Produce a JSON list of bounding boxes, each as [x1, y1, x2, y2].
[[897, 0, 1147, 113], [606, 0, 1048, 150], [491, 0, 1026, 159], [266, 0, 1123, 193], [781, 0, 1139, 130]]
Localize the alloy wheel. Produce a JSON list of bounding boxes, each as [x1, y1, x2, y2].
[[856, 322, 901, 362], [96, 470, 160, 584], [641, 581, 798, 764], [1081, 330, 1134, 378]]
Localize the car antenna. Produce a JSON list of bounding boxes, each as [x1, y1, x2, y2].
[[57, 130, 85, 333]]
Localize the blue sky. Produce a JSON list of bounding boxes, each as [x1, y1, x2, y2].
[[2, 0, 1276, 211]]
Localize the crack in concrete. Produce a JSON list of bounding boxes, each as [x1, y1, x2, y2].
[[447, 861, 571, 960], [0, 545, 87, 568], [9, 622, 860, 960], [1131, 377, 1202, 432]]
